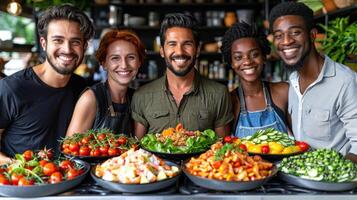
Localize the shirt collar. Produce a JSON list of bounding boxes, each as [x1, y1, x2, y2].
[[289, 55, 335, 84], [162, 69, 201, 95]]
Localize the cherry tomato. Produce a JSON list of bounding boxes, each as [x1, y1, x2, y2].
[[239, 144, 247, 151], [59, 160, 74, 172], [117, 137, 127, 145], [296, 141, 309, 152], [90, 148, 101, 157], [212, 160, 222, 169], [79, 146, 90, 156], [81, 137, 90, 145], [11, 173, 23, 185], [63, 148, 71, 155], [66, 169, 80, 180], [18, 177, 34, 186], [97, 134, 106, 141], [43, 162, 58, 176], [50, 172, 63, 184], [69, 143, 80, 152], [261, 145, 270, 154], [223, 136, 232, 143], [108, 148, 118, 156], [99, 145, 109, 155], [23, 150, 34, 161], [0, 174, 10, 185], [39, 160, 48, 167]]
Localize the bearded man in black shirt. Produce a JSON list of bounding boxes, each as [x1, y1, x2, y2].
[[0, 4, 94, 164]]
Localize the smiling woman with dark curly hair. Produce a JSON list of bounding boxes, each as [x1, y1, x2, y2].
[[221, 22, 291, 138]]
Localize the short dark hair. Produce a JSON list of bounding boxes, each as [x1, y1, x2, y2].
[[269, 2, 314, 32], [37, 4, 94, 44], [221, 22, 270, 65], [159, 13, 199, 47]]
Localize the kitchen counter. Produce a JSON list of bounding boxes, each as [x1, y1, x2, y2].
[[3, 176, 356, 200]]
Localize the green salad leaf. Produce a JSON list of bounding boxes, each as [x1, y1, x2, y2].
[[140, 129, 218, 154]]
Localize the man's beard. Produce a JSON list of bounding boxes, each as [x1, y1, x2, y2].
[[46, 53, 80, 75], [165, 55, 196, 77], [284, 41, 311, 72]]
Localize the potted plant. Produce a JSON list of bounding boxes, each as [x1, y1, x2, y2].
[[318, 17, 357, 64]]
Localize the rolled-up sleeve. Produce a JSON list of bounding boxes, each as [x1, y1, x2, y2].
[[131, 92, 149, 128]]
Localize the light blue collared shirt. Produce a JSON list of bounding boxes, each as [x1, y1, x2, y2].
[[289, 56, 357, 156]]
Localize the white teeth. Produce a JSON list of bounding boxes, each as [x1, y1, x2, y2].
[[242, 68, 255, 75], [283, 48, 297, 53], [282, 48, 298, 57], [173, 59, 186, 66], [59, 56, 73, 61], [117, 71, 130, 75]]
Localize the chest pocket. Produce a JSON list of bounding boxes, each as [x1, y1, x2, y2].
[[196, 110, 212, 131], [148, 110, 170, 132], [304, 109, 331, 140]]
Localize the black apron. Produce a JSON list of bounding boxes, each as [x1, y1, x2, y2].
[[92, 82, 134, 136]]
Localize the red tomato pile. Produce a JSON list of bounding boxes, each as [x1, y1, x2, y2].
[[0, 149, 84, 186], [61, 129, 136, 157]]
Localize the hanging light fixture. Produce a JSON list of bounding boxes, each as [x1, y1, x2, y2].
[[6, 0, 22, 16]]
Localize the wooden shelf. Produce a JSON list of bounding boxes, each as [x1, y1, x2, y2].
[[0, 44, 34, 52], [95, 2, 261, 13], [315, 4, 357, 22]]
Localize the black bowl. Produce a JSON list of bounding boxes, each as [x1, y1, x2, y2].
[[183, 164, 277, 191], [140, 146, 206, 161], [91, 161, 181, 193], [0, 159, 90, 197], [279, 171, 357, 191], [61, 151, 115, 164]]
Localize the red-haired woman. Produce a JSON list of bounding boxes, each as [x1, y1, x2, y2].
[[66, 30, 145, 136]]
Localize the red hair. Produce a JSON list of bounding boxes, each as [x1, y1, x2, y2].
[[95, 29, 146, 64]]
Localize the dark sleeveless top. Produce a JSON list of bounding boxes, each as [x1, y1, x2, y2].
[[90, 82, 134, 136]]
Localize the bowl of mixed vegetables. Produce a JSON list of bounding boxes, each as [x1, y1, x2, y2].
[[183, 141, 277, 191], [140, 124, 218, 160], [91, 148, 181, 193], [241, 128, 310, 161], [0, 149, 89, 197], [278, 149, 357, 191]]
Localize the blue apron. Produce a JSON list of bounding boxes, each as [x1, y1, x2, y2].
[[234, 82, 287, 138]]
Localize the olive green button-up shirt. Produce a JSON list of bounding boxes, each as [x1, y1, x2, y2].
[[131, 71, 234, 134]]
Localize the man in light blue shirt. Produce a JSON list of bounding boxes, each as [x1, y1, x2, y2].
[[269, 2, 357, 162]]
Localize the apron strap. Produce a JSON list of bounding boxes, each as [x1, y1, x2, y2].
[[104, 81, 116, 117], [262, 81, 273, 111], [237, 83, 247, 115]]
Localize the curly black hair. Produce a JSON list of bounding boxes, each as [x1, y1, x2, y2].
[[221, 22, 270, 66], [159, 13, 199, 47], [269, 1, 314, 32], [37, 4, 95, 44]]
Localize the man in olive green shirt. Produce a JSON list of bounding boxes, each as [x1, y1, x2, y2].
[[131, 13, 233, 139]]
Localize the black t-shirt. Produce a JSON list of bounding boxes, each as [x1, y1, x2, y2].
[[0, 67, 86, 157]]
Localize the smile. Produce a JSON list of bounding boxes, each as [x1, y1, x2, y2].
[[282, 48, 299, 57], [116, 71, 131, 75], [241, 67, 256, 75]]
